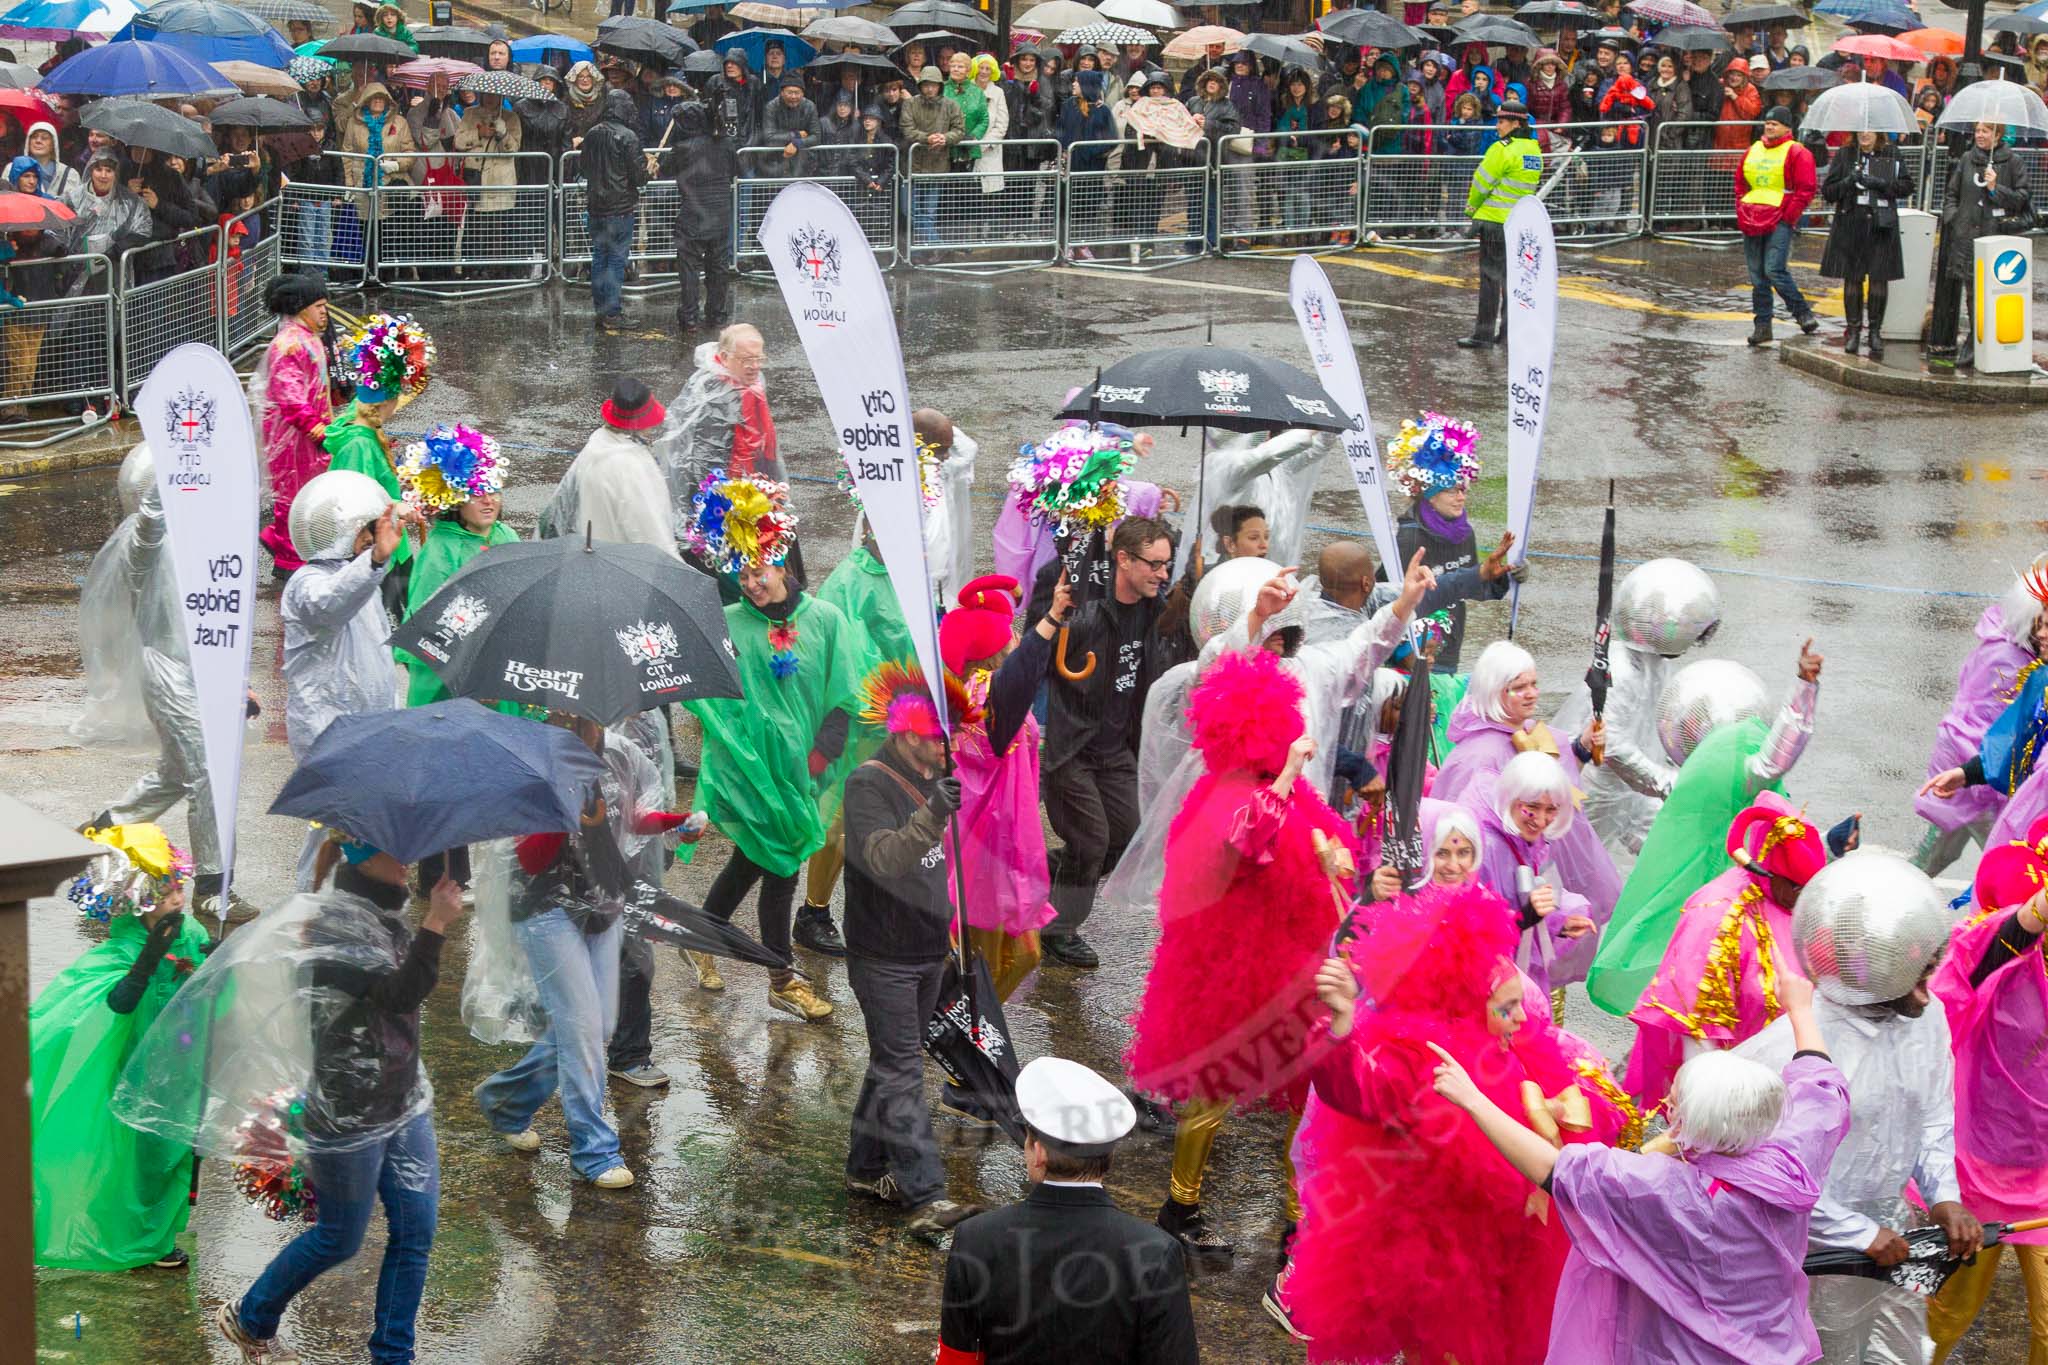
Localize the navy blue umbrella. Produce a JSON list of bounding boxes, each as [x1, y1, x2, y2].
[[269, 700, 606, 865], [714, 27, 817, 71], [43, 38, 235, 98], [122, 0, 297, 68]]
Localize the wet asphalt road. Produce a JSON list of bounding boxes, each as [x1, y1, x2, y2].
[[4, 238, 2041, 1362]]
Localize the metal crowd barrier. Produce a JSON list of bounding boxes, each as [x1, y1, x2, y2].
[[905, 137, 1060, 274], [119, 223, 225, 407], [1218, 127, 1361, 256], [733, 142, 901, 276], [219, 198, 283, 360], [277, 151, 375, 290], [1646, 120, 1834, 243], [1362, 127, 1483, 248], [1528, 121, 1651, 244], [1922, 142, 2048, 223], [559, 146, 682, 292], [374, 151, 554, 296], [0, 252, 115, 448], [1061, 137, 1203, 272]]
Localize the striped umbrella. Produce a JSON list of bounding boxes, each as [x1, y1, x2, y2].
[[224, 0, 330, 25], [1623, 0, 1715, 26], [391, 55, 483, 88], [1056, 20, 1159, 46]]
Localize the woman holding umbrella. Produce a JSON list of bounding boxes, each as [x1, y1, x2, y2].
[[1819, 126, 1912, 358], [452, 85, 524, 274]]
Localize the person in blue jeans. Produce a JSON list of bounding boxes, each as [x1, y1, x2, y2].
[[476, 715, 674, 1189], [215, 841, 467, 1365], [1734, 105, 1821, 347], [579, 90, 650, 329]]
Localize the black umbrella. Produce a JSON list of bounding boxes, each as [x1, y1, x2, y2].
[[387, 534, 744, 728], [1383, 642, 1436, 888], [269, 700, 605, 865], [414, 25, 500, 58], [318, 32, 417, 63], [1762, 65, 1841, 92], [1514, 1, 1604, 30], [1413, 23, 1459, 46], [1320, 7, 1425, 48], [682, 48, 724, 76], [886, 0, 998, 37], [1584, 481, 1615, 765], [923, 947, 1027, 1143], [802, 14, 898, 48], [623, 881, 791, 969], [1059, 344, 1349, 435], [1587, 25, 1640, 47], [1805, 1218, 2048, 1296], [596, 15, 698, 66], [81, 100, 217, 161], [1721, 2, 1806, 26], [207, 94, 316, 127], [1988, 16, 2048, 39], [1242, 32, 1327, 72], [457, 69, 554, 101], [808, 51, 904, 80], [891, 29, 972, 58], [1451, 14, 1544, 46], [1652, 26, 1732, 52]]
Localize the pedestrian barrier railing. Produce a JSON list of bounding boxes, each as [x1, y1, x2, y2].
[[905, 137, 1061, 274], [0, 252, 115, 449], [1528, 122, 1652, 245], [277, 152, 376, 290], [219, 200, 283, 362], [119, 223, 229, 407], [1357, 121, 1651, 250], [1218, 128, 1361, 256], [733, 143, 902, 276], [1647, 120, 1839, 243], [1061, 137, 1204, 272], [372, 152, 555, 296], [560, 146, 683, 293]]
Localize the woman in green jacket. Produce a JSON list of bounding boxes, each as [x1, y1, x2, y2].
[[396, 424, 514, 708]]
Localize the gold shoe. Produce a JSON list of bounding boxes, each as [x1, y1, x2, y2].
[[686, 950, 724, 992], [768, 976, 833, 1022]]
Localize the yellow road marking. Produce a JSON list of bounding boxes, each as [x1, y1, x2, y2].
[[1322, 249, 1843, 320]]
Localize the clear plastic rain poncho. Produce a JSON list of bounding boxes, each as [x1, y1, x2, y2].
[[1193, 428, 1336, 571], [650, 340, 779, 519], [1737, 996, 1960, 1357], [535, 425, 677, 550], [1554, 642, 1681, 854], [71, 448, 179, 745], [461, 728, 668, 1046], [113, 885, 438, 1166], [850, 426, 978, 610]]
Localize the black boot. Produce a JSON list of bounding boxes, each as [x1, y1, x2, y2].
[[1842, 323, 1861, 355], [1747, 320, 1773, 347], [792, 903, 846, 957], [1842, 284, 1862, 355], [1867, 297, 1886, 360], [1455, 332, 1495, 349], [1157, 1197, 1233, 1257]]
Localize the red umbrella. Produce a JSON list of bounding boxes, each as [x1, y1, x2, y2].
[[0, 87, 58, 130], [1833, 32, 1925, 62], [1899, 27, 1965, 56], [0, 191, 77, 230]]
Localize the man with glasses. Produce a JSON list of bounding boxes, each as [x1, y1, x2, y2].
[[1037, 516, 1175, 969]]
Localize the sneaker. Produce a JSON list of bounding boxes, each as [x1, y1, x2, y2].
[[1262, 1276, 1309, 1341], [1040, 933, 1099, 969], [199, 892, 261, 925], [150, 1247, 189, 1269], [1131, 1091, 1173, 1134], [906, 1198, 983, 1235], [685, 949, 725, 992], [768, 976, 833, 1022], [590, 1166, 635, 1189], [792, 904, 846, 957], [504, 1128, 542, 1153], [216, 1300, 301, 1363], [848, 1170, 902, 1203], [608, 1063, 671, 1089], [1157, 1197, 1233, 1257]]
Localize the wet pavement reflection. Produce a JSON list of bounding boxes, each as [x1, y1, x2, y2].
[[5, 241, 2039, 1361]]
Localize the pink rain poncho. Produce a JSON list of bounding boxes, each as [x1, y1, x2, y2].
[[1466, 791, 1598, 996], [1914, 603, 2037, 834], [254, 317, 333, 574], [953, 666, 1056, 938], [1544, 1054, 1851, 1364]]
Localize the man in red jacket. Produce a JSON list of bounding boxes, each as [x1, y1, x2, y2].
[[1735, 104, 1820, 347]]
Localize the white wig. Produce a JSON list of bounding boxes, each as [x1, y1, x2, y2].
[[1428, 804, 1484, 863], [1494, 749, 1575, 840], [2000, 566, 2046, 651], [1668, 1050, 1787, 1156], [1468, 640, 1538, 726]]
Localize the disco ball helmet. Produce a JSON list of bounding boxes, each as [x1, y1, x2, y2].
[[117, 442, 155, 517], [1190, 556, 1281, 649], [1656, 659, 1769, 766], [1792, 850, 1951, 1007], [1612, 558, 1721, 658], [289, 470, 391, 564]]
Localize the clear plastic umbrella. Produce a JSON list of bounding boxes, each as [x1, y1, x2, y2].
[[1015, 0, 1101, 31], [1097, 0, 1180, 28], [1800, 80, 1916, 135], [1936, 80, 2048, 136]]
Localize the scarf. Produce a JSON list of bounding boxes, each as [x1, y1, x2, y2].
[[1416, 495, 1471, 543]]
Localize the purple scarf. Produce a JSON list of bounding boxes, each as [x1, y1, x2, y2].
[[1416, 494, 1471, 543]]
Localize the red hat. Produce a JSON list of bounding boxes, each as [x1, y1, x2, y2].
[[1725, 792, 1825, 886], [601, 377, 665, 432], [940, 573, 1021, 675], [1974, 813, 2048, 912]]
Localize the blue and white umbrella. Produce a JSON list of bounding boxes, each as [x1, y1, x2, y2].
[[0, 0, 147, 41]]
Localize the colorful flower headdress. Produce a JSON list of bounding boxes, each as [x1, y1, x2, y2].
[[684, 467, 798, 575], [1007, 426, 1135, 537], [1389, 609, 1454, 666], [1385, 411, 1480, 500], [838, 434, 944, 516], [68, 823, 192, 922], [399, 423, 503, 512], [341, 313, 433, 405], [858, 658, 980, 738]]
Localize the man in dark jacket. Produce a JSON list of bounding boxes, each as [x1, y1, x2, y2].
[[705, 55, 757, 152], [755, 72, 820, 176], [842, 668, 983, 1238], [1037, 515, 1174, 969], [1005, 49, 1056, 166], [939, 1057, 1198, 1365], [581, 89, 649, 329], [672, 101, 740, 330]]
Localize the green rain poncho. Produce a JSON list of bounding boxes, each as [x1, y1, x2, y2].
[[400, 517, 518, 707], [321, 405, 411, 568], [1586, 717, 1776, 1016], [686, 591, 867, 876], [814, 545, 914, 784], [31, 913, 212, 1270]]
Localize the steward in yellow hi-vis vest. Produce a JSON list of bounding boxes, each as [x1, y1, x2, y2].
[[1459, 99, 1543, 350], [1734, 104, 1819, 347]]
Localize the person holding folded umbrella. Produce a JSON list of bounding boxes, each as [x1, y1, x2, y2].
[[679, 473, 862, 1023]]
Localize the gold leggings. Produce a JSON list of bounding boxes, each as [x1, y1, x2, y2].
[[804, 809, 845, 908], [966, 927, 1041, 1001], [1929, 1241, 2048, 1365], [1168, 1098, 1304, 1222]]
